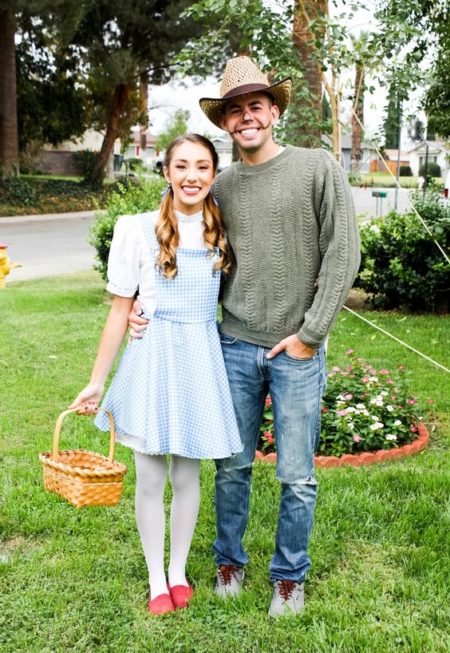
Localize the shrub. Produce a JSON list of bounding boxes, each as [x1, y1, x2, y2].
[[399, 165, 412, 177], [90, 177, 166, 280], [125, 157, 144, 171], [0, 178, 37, 206], [356, 189, 450, 311], [347, 171, 362, 186], [259, 351, 423, 458], [72, 150, 99, 177], [419, 162, 441, 178]]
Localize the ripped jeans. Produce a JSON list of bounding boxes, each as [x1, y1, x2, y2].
[[213, 335, 326, 582]]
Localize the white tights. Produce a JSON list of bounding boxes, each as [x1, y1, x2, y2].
[[134, 451, 200, 600]]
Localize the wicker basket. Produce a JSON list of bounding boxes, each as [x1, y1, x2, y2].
[[39, 408, 127, 508]]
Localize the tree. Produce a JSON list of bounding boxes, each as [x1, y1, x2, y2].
[[1, 0, 90, 177], [383, 86, 402, 149], [377, 1, 449, 139], [291, 0, 328, 148], [0, 2, 19, 177], [16, 40, 87, 152], [64, 0, 208, 186], [349, 32, 371, 173], [155, 109, 190, 153]]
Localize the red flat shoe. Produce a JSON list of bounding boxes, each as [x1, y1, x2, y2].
[[147, 592, 175, 615], [169, 583, 193, 609]]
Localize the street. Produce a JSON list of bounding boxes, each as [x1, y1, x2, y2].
[[0, 211, 97, 282], [0, 187, 413, 283]]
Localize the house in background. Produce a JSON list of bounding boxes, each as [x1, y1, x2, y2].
[[35, 129, 121, 176], [407, 140, 449, 177], [122, 131, 234, 172], [370, 139, 449, 178], [322, 134, 373, 172]]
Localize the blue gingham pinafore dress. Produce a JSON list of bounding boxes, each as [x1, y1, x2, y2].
[[95, 214, 242, 459]]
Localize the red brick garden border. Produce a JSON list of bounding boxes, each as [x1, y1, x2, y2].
[[255, 422, 429, 467]]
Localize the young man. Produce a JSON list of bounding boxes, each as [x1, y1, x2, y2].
[[199, 56, 360, 617], [130, 56, 360, 616]]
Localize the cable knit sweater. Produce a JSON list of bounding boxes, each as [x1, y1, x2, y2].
[[214, 145, 360, 349]]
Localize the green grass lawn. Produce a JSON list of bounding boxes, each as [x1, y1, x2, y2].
[[356, 173, 420, 189], [1, 272, 449, 653]]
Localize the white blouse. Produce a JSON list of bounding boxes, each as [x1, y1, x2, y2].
[[106, 209, 206, 315]]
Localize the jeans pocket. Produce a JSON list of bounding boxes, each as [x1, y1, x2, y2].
[[219, 334, 237, 346], [283, 349, 318, 363]]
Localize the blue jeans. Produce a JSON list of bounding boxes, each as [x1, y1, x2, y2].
[[214, 335, 326, 582]]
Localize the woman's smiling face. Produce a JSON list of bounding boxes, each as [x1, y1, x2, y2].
[[163, 141, 216, 215]]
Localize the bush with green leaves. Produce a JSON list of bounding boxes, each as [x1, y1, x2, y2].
[[419, 161, 441, 178], [90, 177, 166, 280], [71, 150, 99, 177], [356, 189, 450, 311]]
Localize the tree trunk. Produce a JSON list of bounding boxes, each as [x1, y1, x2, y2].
[[0, 6, 19, 178], [292, 0, 327, 147], [139, 70, 149, 152], [351, 63, 364, 173], [87, 83, 129, 186]]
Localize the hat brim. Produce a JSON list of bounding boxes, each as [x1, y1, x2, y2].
[[199, 78, 292, 129]]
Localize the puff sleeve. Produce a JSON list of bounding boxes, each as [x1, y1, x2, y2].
[[106, 215, 141, 297]]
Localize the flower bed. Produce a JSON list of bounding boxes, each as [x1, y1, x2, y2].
[[258, 351, 430, 466]]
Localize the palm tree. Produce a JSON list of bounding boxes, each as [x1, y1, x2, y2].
[[350, 32, 370, 173], [292, 0, 328, 148]]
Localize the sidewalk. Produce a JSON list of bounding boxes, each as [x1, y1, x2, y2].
[[1, 209, 99, 223]]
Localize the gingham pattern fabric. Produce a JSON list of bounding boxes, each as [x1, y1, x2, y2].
[[95, 214, 242, 459]]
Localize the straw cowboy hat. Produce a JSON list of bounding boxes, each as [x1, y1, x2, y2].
[[199, 56, 292, 129]]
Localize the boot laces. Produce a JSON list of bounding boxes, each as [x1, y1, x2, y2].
[[218, 565, 240, 585], [278, 580, 296, 600]]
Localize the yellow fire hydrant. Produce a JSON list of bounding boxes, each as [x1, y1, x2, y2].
[[0, 243, 22, 288]]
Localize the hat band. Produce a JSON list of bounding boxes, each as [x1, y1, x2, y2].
[[222, 83, 272, 100]]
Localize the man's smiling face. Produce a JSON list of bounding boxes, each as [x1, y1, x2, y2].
[[220, 92, 280, 153]]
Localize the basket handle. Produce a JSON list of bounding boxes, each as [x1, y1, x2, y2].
[[53, 408, 116, 462]]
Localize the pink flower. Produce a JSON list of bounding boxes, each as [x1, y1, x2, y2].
[[346, 365, 353, 371], [337, 409, 348, 417], [409, 424, 418, 433], [379, 369, 390, 375], [343, 393, 353, 400], [370, 368, 377, 375], [265, 396, 272, 407], [386, 379, 394, 385], [332, 366, 341, 372], [353, 435, 361, 443], [362, 376, 370, 384], [322, 406, 328, 414], [346, 349, 354, 355], [408, 399, 417, 405], [264, 431, 275, 443]]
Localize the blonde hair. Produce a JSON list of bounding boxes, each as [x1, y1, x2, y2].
[[155, 134, 230, 279]]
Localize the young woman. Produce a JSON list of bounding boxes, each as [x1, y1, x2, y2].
[[70, 134, 242, 615]]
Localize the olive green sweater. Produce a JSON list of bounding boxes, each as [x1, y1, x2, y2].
[[214, 145, 360, 349]]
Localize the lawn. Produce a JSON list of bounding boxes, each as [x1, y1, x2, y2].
[[1, 272, 449, 653], [354, 172, 447, 190]]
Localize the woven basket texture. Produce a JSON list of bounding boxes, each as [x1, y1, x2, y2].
[[39, 408, 127, 508]]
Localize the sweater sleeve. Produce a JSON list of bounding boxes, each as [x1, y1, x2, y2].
[[297, 151, 360, 348]]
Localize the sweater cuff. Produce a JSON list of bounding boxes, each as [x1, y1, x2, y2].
[[297, 325, 323, 349]]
